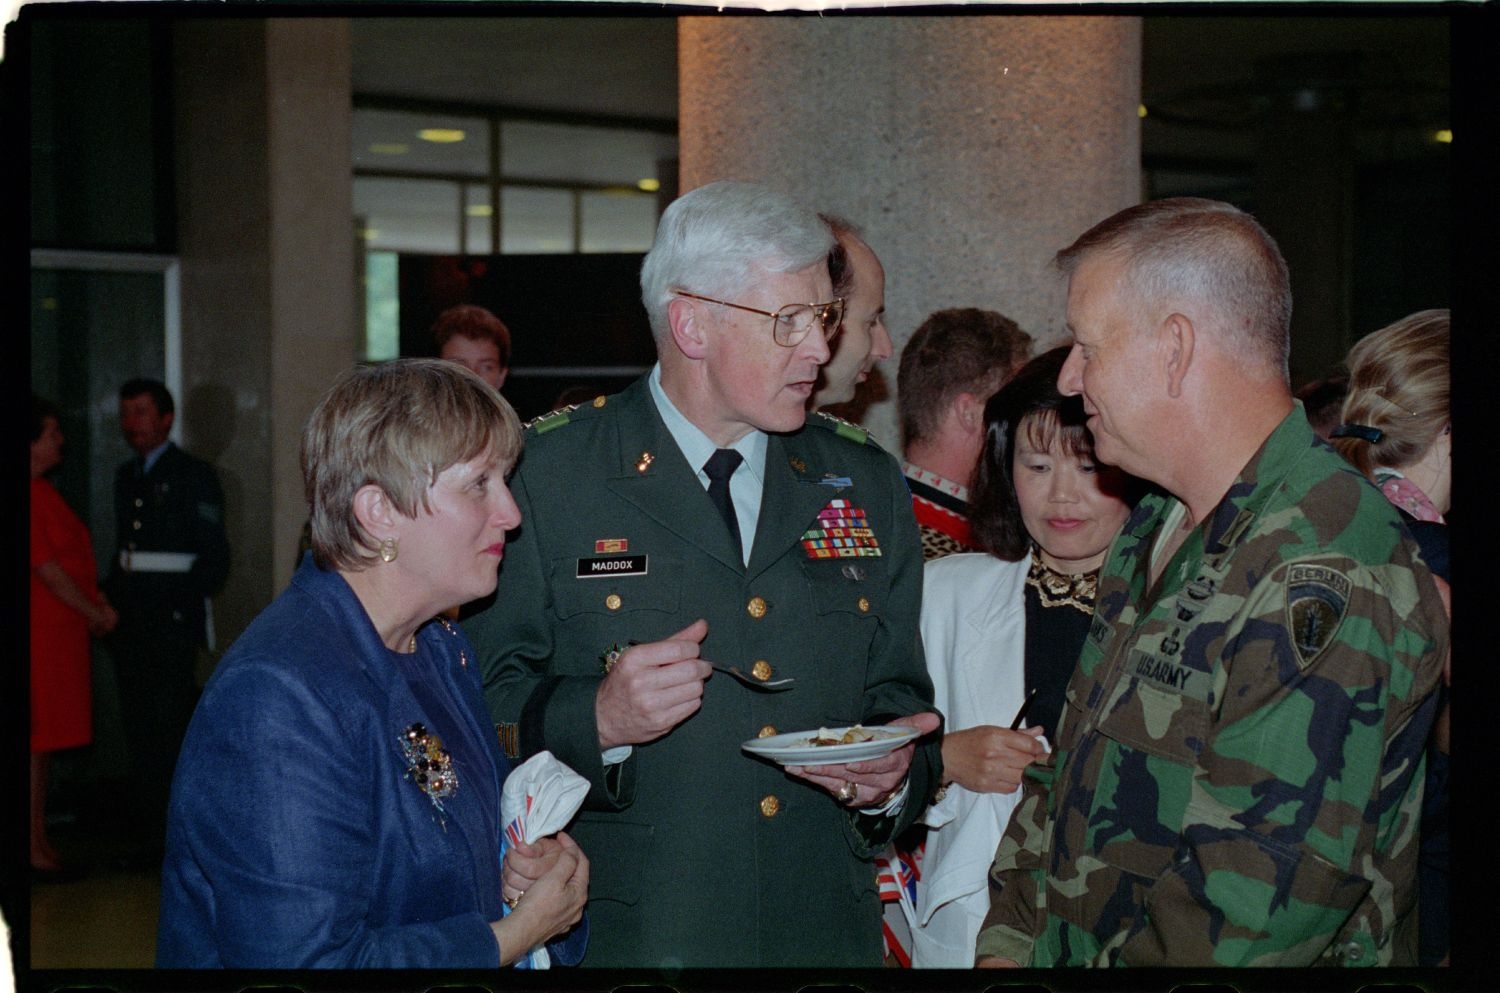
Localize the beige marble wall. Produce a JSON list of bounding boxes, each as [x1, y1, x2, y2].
[[679, 16, 1142, 451], [174, 19, 356, 651]]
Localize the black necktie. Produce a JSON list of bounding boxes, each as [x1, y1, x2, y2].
[[703, 448, 744, 561]]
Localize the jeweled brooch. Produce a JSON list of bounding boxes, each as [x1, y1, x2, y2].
[[401, 722, 457, 826]]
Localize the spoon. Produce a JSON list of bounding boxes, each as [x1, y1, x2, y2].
[[710, 662, 795, 691], [623, 641, 796, 691]]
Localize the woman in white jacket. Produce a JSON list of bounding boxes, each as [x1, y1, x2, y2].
[[911, 346, 1136, 967]]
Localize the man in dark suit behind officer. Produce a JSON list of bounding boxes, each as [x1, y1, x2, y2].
[[465, 181, 941, 967], [104, 378, 230, 864]]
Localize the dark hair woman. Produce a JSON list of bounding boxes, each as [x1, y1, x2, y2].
[[909, 346, 1137, 967]]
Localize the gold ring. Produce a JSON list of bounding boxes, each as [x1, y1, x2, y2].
[[505, 890, 525, 910], [837, 780, 858, 802]]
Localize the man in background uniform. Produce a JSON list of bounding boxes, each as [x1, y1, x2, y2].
[[465, 181, 940, 968], [104, 378, 230, 864], [897, 308, 1031, 559], [976, 198, 1447, 967]]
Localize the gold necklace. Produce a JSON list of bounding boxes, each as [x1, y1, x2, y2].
[[1026, 553, 1099, 614]]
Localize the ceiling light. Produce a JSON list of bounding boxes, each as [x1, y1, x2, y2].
[[1434, 129, 1452, 144], [418, 128, 466, 143], [637, 178, 661, 193], [368, 143, 409, 156], [466, 205, 494, 217]]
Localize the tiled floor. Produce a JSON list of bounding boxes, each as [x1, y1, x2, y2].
[[29, 829, 159, 969]]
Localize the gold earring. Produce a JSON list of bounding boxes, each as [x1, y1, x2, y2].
[[379, 537, 398, 563]]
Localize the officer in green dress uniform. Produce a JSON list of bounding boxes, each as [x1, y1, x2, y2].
[[104, 378, 231, 861], [464, 181, 941, 968], [975, 199, 1448, 967]]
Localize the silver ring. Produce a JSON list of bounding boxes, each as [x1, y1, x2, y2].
[[836, 780, 858, 803]]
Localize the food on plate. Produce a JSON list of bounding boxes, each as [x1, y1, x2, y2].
[[806, 725, 895, 747]]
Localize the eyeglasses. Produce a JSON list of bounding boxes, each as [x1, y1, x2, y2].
[[674, 290, 845, 348]]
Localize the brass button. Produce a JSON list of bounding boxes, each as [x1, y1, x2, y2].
[[747, 596, 768, 619], [757, 725, 778, 738], [592, 395, 607, 408], [605, 594, 622, 611], [857, 596, 870, 613], [759, 795, 781, 817], [132, 520, 142, 530], [133, 498, 143, 508], [750, 660, 773, 681]]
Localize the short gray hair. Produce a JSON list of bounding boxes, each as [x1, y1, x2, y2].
[[1056, 197, 1293, 379], [301, 358, 523, 571], [639, 181, 834, 340]]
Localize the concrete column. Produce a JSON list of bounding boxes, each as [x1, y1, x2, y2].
[[680, 16, 1141, 449], [174, 19, 356, 655]]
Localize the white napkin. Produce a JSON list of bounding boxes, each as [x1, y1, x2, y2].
[[500, 751, 589, 969]]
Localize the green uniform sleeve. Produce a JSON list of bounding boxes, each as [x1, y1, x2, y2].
[[975, 735, 1054, 964], [842, 454, 942, 856]]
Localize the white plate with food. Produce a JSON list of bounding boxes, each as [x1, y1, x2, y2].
[[741, 724, 920, 766]]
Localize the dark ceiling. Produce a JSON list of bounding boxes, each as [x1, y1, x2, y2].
[[350, 13, 1451, 166]]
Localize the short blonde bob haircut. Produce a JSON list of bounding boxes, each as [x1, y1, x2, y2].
[[301, 358, 523, 571], [1333, 308, 1449, 480]]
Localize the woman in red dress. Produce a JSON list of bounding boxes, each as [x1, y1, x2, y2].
[[31, 396, 117, 875]]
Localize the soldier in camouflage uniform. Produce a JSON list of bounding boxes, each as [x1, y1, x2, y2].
[[975, 198, 1448, 967]]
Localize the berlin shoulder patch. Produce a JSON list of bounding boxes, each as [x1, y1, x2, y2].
[[1285, 563, 1352, 669]]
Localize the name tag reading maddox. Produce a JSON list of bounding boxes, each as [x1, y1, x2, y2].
[[577, 554, 649, 579]]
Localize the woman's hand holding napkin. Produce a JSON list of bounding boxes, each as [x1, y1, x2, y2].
[[498, 751, 590, 968]]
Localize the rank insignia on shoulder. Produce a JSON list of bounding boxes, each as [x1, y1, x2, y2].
[[812, 410, 870, 446], [525, 404, 579, 434], [1286, 563, 1352, 669]]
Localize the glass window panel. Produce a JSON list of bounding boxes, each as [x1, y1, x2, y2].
[[464, 183, 494, 255], [501, 187, 575, 254], [364, 251, 399, 361], [501, 121, 676, 187], [354, 176, 462, 254], [31, 265, 167, 577], [580, 190, 658, 253], [353, 107, 490, 178]]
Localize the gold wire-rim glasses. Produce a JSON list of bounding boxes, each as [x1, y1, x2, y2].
[[674, 290, 846, 348]]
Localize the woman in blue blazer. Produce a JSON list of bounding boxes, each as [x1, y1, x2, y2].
[[157, 360, 588, 968]]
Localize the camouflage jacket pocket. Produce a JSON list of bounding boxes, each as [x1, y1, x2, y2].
[[1092, 666, 1212, 769], [1119, 818, 1372, 966]]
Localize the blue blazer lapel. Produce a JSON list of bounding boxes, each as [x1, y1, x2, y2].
[[297, 562, 505, 830]]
